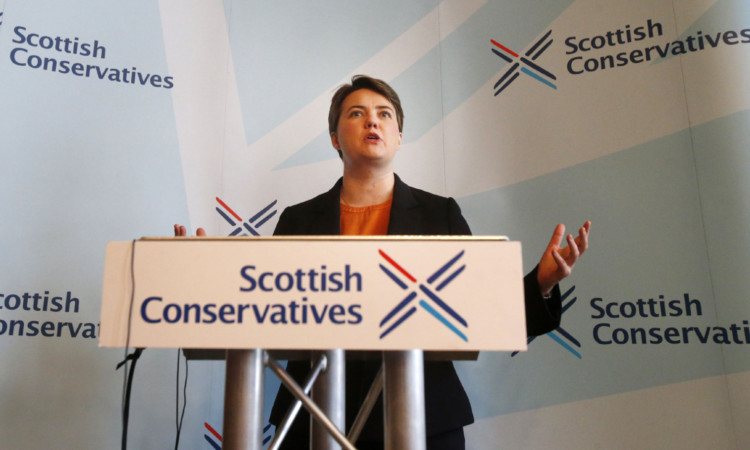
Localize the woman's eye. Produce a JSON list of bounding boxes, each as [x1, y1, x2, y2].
[[381, 111, 391, 118]]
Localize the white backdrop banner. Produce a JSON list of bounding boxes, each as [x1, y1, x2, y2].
[[1, 0, 749, 448]]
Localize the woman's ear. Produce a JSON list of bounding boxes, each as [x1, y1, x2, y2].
[[330, 132, 340, 150]]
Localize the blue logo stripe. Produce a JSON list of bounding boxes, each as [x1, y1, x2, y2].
[[380, 291, 417, 327], [435, 265, 465, 292], [494, 62, 519, 89], [263, 423, 273, 444], [204, 434, 221, 450], [531, 38, 554, 61], [216, 207, 237, 226], [495, 70, 520, 95], [562, 298, 576, 314], [561, 286, 577, 311], [491, 48, 513, 63], [229, 227, 242, 236], [520, 67, 557, 90], [547, 331, 582, 359], [555, 327, 581, 348], [419, 300, 468, 342], [511, 336, 536, 357], [380, 306, 418, 339], [520, 56, 556, 80], [512, 286, 582, 358], [419, 284, 467, 327], [379, 264, 409, 289], [254, 209, 277, 228], [427, 250, 464, 284], [525, 29, 553, 57], [243, 223, 260, 236], [249, 200, 278, 223]]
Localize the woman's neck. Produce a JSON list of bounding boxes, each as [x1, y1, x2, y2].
[[340, 171, 395, 207]]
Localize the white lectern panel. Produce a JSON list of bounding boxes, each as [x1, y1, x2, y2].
[[100, 236, 526, 351]]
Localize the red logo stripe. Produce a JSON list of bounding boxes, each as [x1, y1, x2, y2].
[[216, 196, 243, 222], [491, 39, 518, 57], [378, 249, 417, 283], [204, 422, 223, 442]]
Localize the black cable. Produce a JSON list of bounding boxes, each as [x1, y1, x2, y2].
[[118, 348, 144, 449], [174, 349, 189, 450], [117, 239, 145, 450]]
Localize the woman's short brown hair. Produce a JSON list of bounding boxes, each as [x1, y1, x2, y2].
[[328, 75, 404, 137]]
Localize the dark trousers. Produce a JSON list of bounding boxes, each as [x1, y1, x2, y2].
[[355, 428, 465, 450], [278, 428, 465, 450]]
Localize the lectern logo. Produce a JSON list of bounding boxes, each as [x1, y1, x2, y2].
[[512, 286, 582, 359], [378, 249, 468, 341], [214, 197, 278, 236], [491, 29, 557, 96]]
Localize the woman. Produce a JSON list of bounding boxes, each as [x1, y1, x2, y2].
[[175, 75, 590, 449]]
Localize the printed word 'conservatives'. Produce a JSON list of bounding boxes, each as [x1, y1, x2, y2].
[[9, 26, 174, 89], [591, 294, 750, 345], [564, 19, 750, 75], [140, 264, 364, 325]]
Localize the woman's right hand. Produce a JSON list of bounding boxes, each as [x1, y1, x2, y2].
[[173, 224, 206, 237]]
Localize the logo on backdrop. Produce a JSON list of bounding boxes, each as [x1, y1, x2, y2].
[[492, 18, 750, 95], [215, 197, 278, 236], [513, 289, 750, 358], [513, 285, 581, 359], [378, 249, 469, 341], [491, 29, 557, 96], [203, 422, 272, 448], [591, 293, 750, 346]]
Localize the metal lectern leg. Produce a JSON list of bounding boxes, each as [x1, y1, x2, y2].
[[223, 349, 265, 450], [383, 350, 426, 450], [312, 349, 346, 450]]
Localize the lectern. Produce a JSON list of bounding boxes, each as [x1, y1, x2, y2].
[[100, 236, 528, 449]]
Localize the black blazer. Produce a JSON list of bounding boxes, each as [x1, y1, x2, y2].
[[269, 175, 562, 445]]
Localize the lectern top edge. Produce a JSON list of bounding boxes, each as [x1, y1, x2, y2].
[[136, 235, 510, 242]]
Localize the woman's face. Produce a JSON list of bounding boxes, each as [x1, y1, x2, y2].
[[331, 89, 402, 170]]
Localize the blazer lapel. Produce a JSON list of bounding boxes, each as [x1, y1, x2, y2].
[[309, 174, 420, 235], [387, 174, 422, 235], [307, 178, 342, 235]]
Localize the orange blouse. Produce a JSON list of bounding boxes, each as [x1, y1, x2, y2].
[[340, 198, 392, 236]]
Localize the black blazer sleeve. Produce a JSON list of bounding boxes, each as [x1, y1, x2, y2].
[[524, 266, 562, 336], [444, 193, 561, 337]]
